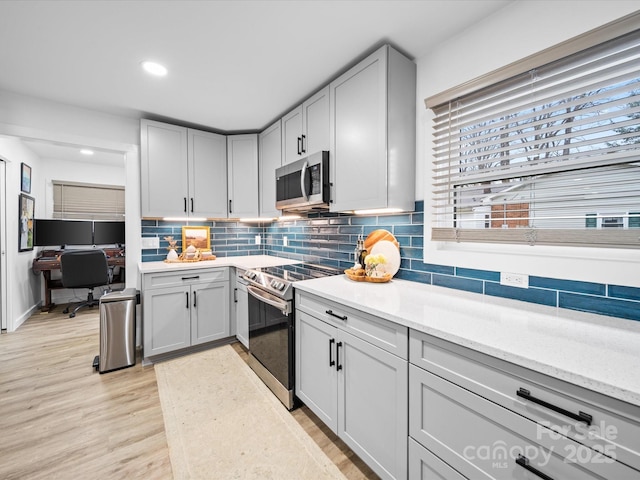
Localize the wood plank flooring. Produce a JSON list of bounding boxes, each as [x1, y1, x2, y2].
[[0, 306, 378, 480]]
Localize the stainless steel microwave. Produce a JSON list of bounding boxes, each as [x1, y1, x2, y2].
[[276, 151, 330, 212]]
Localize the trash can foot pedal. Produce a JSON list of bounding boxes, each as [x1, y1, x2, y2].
[[93, 355, 100, 371]]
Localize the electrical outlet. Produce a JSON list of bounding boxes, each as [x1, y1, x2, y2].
[[141, 236, 160, 249], [500, 272, 529, 288], [254, 235, 261, 245], [283, 236, 288, 247]]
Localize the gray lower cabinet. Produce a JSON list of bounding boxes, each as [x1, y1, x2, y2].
[[408, 329, 640, 479], [142, 268, 230, 358], [233, 268, 249, 349], [295, 291, 408, 480]]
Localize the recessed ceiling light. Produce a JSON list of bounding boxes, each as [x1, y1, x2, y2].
[[80, 149, 94, 156], [141, 60, 168, 77]]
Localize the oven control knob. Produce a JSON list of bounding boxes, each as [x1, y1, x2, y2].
[[277, 282, 286, 291]]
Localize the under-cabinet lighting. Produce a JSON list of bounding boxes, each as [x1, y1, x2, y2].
[[277, 215, 301, 221], [239, 217, 272, 223], [141, 60, 168, 77], [80, 149, 94, 156], [162, 217, 207, 222], [352, 208, 405, 215]]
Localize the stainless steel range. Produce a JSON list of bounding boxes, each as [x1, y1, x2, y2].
[[242, 263, 340, 410]]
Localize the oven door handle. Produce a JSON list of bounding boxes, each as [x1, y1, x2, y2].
[[247, 285, 291, 315]]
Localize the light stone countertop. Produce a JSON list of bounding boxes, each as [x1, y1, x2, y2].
[[139, 254, 301, 274], [294, 275, 640, 407]]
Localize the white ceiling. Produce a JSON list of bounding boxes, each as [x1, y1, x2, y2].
[[0, 0, 512, 135]]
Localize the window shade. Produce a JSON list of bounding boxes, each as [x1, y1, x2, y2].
[[430, 29, 640, 249], [53, 181, 125, 221]]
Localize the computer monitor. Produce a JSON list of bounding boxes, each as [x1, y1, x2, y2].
[[34, 219, 94, 247], [93, 221, 125, 245]]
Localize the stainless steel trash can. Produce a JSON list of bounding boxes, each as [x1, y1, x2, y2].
[[93, 288, 137, 373]]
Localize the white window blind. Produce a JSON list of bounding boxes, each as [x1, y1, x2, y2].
[[430, 29, 640, 249], [53, 180, 125, 221]]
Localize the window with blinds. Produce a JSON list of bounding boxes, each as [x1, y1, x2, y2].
[[430, 29, 640, 249], [53, 180, 125, 221]]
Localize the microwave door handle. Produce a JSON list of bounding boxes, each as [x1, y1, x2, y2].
[[300, 160, 309, 200]]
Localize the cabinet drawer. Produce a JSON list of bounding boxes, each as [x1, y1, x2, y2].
[[409, 330, 640, 472], [296, 291, 407, 359], [143, 268, 228, 289], [409, 437, 466, 480], [410, 365, 636, 480]]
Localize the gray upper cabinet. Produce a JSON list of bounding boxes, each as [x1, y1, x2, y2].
[[329, 45, 416, 213], [227, 134, 259, 218], [281, 85, 330, 165], [141, 119, 227, 218], [258, 119, 282, 218]]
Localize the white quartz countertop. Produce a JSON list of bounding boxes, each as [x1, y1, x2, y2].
[[294, 275, 640, 407], [139, 254, 301, 274]]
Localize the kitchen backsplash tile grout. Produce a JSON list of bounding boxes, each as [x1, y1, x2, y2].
[[141, 200, 640, 322]]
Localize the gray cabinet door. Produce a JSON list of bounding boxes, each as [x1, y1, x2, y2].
[[227, 134, 259, 218], [235, 283, 249, 348], [143, 285, 191, 356], [141, 120, 189, 217], [330, 47, 387, 212], [338, 329, 408, 480], [281, 105, 303, 165], [191, 281, 230, 345], [295, 310, 338, 432], [188, 129, 228, 218], [302, 86, 330, 156], [258, 120, 282, 218]]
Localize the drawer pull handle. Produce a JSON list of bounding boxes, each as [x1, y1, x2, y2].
[[181, 276, 200, 281], [517, 388, 592, 426], [329, 338, 335, 367], [516, 454, 554, 480], [336, 341, 343, 371], [326, 310, 347, 321], [185, 292, 189, 309]]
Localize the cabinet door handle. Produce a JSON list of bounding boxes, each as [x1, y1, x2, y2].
[[183, 197, 187, 213], [517, 388, 592, 426], [193, 291, 197, 308], [515, 455, 554, 480], [297, 136, 302, 155], [326, 309, 347, 321], [336, 341, 343, 371], [229, 199, 232, 214], [185, 292, 189, 309], [301, 134, 306, 153], [190, 197, 194, 213], [329, 338, 335, 367], [234, 287, 238, 303]]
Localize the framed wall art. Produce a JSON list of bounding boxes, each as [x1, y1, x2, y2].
[[182, 226, 210, 251], [19, 193, 35, 252], [21, 162, 32, 193]]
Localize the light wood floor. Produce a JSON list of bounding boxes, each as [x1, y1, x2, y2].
[[0, 305, 378, 480]]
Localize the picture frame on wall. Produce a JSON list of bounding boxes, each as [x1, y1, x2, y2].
[[19, 193, 35, 252], [21, 162, 32, 194], [182, 226, 210, 251]]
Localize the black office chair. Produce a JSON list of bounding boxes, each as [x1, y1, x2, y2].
[[60, 249, 110, 318]]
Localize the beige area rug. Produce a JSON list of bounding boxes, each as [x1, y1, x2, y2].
[[155, 345, 346, 480]]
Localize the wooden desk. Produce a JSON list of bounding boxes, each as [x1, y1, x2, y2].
[[32, 250, 125, 312]]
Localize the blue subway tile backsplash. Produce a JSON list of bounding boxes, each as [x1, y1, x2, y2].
[[140, 201, 640, 323]]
